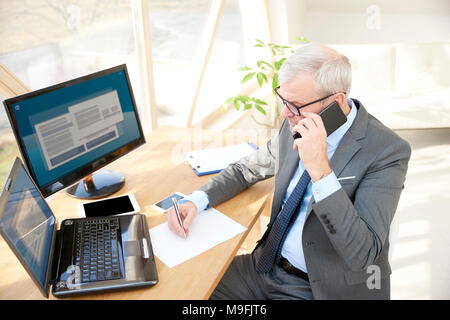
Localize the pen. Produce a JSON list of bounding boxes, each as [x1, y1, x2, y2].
[[337, 176, 356, 181], [171, 197, 187, 239]]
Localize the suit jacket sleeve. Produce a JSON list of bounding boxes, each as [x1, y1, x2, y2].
[[312, 137, 412, 271], [197, 122, 285, 208]]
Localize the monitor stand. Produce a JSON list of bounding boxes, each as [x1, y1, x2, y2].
[[65, 170, 125, 200]]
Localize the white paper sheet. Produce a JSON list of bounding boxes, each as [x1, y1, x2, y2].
[[149, 208, 247, 268], [184, 143, 257, 175]]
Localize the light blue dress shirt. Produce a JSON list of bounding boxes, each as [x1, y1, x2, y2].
[[182, 99, 358, 273]]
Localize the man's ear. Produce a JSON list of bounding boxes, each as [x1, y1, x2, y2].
[[335, 92, 348, 114], [336, 92, 346, 107]]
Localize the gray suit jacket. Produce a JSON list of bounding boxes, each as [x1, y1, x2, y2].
[[199, 99, 411, 299]]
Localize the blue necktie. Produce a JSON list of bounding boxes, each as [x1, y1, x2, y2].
[[256, 170, 311, 273]]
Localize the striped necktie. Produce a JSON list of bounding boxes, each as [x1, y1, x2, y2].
[[256, 170, 311, 273]]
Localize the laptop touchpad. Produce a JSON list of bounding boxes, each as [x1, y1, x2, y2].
[[124, 240, 142, 256]]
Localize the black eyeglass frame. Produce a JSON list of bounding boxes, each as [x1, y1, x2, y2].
[[274, 86, 346, 116]]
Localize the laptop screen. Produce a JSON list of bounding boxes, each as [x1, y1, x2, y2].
[[0, 163, 56, 293]]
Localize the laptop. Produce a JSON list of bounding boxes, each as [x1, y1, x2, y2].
[[0, 157, 158, 298]]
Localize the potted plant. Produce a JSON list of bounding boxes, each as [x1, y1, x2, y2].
[[223, 37, 309, 129]]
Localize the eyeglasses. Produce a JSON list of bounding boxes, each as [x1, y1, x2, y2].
[[274, 86, 346, 116]]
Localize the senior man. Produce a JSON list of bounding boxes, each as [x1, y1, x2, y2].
[[167, 43, 411, 299]]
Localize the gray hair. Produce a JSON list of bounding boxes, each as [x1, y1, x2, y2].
[[278, 43, 352, 97]]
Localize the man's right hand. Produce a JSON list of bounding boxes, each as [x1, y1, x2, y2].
[[167, 200, 198, 238]]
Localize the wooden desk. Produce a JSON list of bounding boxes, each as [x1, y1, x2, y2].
[[0, 126, 274, 299]]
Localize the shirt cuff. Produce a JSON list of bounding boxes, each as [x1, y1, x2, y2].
[[311, 171, 342, 203], [179, 190, 210, 212]]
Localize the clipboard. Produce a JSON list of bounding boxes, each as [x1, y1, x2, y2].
[[183, 142, 258, 176]]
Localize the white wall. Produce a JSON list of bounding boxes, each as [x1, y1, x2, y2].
[[268, 0, 450, 45]]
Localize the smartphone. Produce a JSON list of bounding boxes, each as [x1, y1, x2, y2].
[[77, 194, 141, 218], [292, 101, 347, 139], [151, 192, 186, 213]]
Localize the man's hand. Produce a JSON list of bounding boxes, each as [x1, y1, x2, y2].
[[292, 111, 332, 182], [167, 201, 198, 238]]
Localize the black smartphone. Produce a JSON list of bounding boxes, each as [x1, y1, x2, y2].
[[78, 194, 141, 217], [292, 101, 347, 139]]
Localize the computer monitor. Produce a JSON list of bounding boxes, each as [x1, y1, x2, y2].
[[3, 64, 145, 199]]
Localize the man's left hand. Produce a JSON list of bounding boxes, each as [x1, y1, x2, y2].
[[292, 111, 332, 182]]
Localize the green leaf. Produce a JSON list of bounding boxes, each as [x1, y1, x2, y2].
[[261, 73, 268, 83], [274, 58, 286, 71], [234, 99, 240, 111], [256, 60, 272, 70], [269, 43, 286, 55], [255, 104, 266, 115], [256, 72, 268, 87], [270, 47, 277, 56], [255, 39, 265, 47], [274, 61, 282, 71], [224, 97, 234, 105], [235, 95, 250, 103], [251, 98, 267, 105], [244, 104, 252, 110], [295, 36, 310, 43], [256, 72, 265, 87], [237, 66, 252, 71], [272, 73, 279, 91], [241, 72, 256, 84]]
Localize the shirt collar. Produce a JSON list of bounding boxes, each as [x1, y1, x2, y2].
[[327, 98, 358, 150]]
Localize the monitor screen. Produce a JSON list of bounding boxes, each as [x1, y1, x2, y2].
[[0, 159, 56, 296], [3, 65, 145, 197]]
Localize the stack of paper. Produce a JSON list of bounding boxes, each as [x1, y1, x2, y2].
[[184, 143, 258, 176], [149, 208, 247, 268]]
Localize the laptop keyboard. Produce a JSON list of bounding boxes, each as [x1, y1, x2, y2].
[[74, 218, 124, 283]]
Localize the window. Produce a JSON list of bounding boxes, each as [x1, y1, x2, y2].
[[0, 0, 145, 185], [192, 0, 271, 126], [148, 0, 271, 128], [148, 0, 213, 127], [0, 0, 146, 128]]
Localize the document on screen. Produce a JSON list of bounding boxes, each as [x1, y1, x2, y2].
[[149, 208, 247, 268], [34, 90, 124, 170]]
